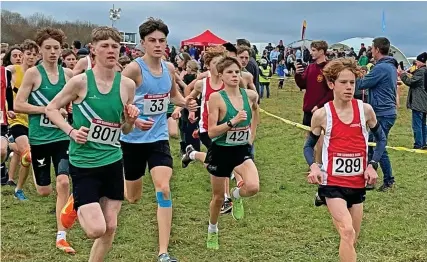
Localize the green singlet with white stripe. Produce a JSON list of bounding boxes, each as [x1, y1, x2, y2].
[[213, 88, 252, 146], [69, 69, 123, 168], [28, 64, 69, 145]]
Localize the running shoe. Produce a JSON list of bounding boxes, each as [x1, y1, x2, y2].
[[158, 253, 178, 262], [181, 145, 195, 168], [314, 192, 325, 207], [60, 194, 78, 229], [56, 239, 76, 254], [230, 187, 244, 220], [220, 198, 232, 214], [6, 180, 17, 187], [14, 189, 28, 201], [206, 231, 219, 250]]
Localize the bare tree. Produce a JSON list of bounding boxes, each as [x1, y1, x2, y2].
[[1, 10, 98, 46]]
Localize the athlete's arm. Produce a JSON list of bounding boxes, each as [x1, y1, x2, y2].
[[188, 79, 203, 99], [247, 89, 259, 144], [72, 57, 88, 76], [242, 72, 256, 91], [303, 108, 324, 167], [364, 103, 386, 163], [121, 61, 141, 85], [14, 67, 45, 114], [167, 63, 186, 107], [121, 77, 138, 134], [184, 71, 209, 96], [46, 75, 82, 135], [64, 68, 74, 80]]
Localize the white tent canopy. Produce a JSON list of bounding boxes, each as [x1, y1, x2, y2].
[[330, 37, 411, 68], [287, 39, 313, 49]]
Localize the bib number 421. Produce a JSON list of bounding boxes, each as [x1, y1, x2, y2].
[[226, 126, 251, 145]]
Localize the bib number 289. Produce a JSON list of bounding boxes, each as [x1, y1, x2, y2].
[[87, 119, 121, 146], [333, 156, 363, 176]]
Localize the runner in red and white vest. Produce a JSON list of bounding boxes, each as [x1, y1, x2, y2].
[[303, 58, 387, 262]]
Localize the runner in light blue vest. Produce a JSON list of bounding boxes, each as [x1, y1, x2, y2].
[[120, 17, 198, 262]]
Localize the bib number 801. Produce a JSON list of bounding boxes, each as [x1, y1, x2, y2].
[[333, 157, 363, 176], [87, 119, 121, 146]]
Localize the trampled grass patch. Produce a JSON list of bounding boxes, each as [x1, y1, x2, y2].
[[1, 79, 426, 262]]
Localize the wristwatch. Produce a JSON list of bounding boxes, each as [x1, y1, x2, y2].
[[368, 160, 378, 171], [227, 120, 234, 128]]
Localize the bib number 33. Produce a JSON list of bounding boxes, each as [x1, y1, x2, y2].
[[332, 154, 364, 176], [226, 126, 251, 145], [143, 94, 169, 115], [87, 119, 121, 146]]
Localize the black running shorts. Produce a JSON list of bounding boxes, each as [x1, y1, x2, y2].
[[205, 143, 253, 178], [70, 159, 124, 210], [120, 140, 173, 181], [31, 140, 70, 186], [318, 185, 366, 208]]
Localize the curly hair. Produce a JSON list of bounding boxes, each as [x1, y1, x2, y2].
[[203, 45, 227, 67], [21, 39, 39, 53], [35, 27, 66, 47], [322, 58, 362, 83], [216, 56, 241, 74], [3, 45, 22, 66]]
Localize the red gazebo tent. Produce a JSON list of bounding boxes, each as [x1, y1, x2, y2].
[[181, 30, 227, 48]]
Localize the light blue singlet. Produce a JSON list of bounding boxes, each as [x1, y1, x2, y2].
[[120, 58, 172, 143]]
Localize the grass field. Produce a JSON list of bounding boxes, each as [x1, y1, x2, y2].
[[1, 79, 426, 262]]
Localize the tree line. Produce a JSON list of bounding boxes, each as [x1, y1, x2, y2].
[[1, 9, 99, 46]]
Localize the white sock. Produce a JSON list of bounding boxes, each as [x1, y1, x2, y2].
[[224, 193, 230, 199], [232, 188, 241, 199], [230, 173, 235, 180], [57, 231, 66, 241], [189, 151, 196, 160], [208, 221, 218, 233]]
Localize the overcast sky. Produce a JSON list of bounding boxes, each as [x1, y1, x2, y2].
[[2, 1, 426, 56]]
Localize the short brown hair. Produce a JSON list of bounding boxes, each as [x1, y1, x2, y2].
[[62, 49, 77, 60], [118, 55, 131, 67], [311, 40, 328, 54], [372, 37, 390, 56], [139, 17, 169, 40], [91, 26, 122, 43], [35, 27, 66, 47], [237, 46, 250, 56], [203, 46, 227, 67], [21, 39, 39, 53], [216, 56, 242, 74], [322, 58, 362, 83]]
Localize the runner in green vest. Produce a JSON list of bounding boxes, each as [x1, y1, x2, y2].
[[14, 27, 76, 254], [204, 56, 259, 250], [45, 26, 139, 261]]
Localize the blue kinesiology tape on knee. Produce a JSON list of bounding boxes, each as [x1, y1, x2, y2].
[[58, 159, 70, 175], [156, 192, 172, 208]]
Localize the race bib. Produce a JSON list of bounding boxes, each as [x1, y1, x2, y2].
[[226, 126, 251, 145], [40, 114, 59, 128], [143, 93, 169, 115], [332, 153, 364, 176], [87, 119, 121, 146]]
